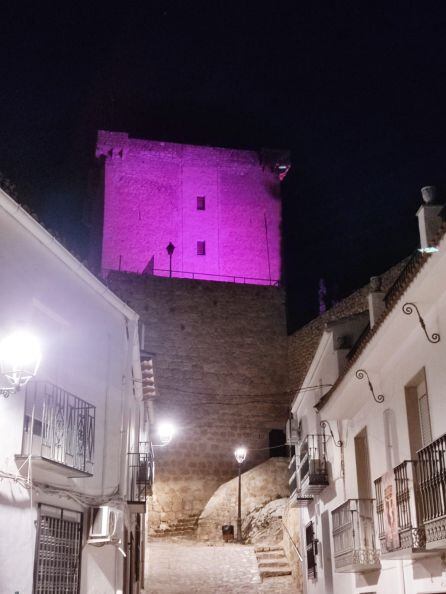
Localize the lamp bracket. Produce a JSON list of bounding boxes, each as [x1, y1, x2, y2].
[[355, 369, 384, 403], [320, 420, 343, 447], [402, 302, 440, 344]]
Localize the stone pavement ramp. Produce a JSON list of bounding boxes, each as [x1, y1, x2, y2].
[[145, 540, 297, 593]]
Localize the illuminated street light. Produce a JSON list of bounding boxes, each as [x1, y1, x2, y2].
[[156, 421, 176, 446], [234, 447, 247, 464], [234, 446, 247, 542], [0, 330, 41, 397]]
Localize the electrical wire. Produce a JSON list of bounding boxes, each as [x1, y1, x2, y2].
[[135, 381, 333, 400]]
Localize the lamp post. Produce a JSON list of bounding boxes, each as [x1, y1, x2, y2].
[[234, 447, 247, 543], [166, 242, 175, 278], [0, 330, 41, 397]]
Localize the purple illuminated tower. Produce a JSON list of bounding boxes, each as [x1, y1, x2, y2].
[[96, 131, 290, 284]]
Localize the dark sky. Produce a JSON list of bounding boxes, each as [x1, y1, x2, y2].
[[1, 2, 446, 330]]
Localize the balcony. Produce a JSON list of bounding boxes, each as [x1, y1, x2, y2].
[[332, 499, 380, 572], [298, 434, 329, 497], [288, 453, 313, 508], [374, 460, 430, 558], [127, 442, 154, 514], [16, 381, 95, 478], [418, 433, 446, 549]]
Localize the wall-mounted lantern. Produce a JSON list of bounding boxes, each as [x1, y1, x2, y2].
[[0, 330, 41, 398]]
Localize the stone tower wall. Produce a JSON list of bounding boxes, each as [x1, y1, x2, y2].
[[96, 131, 284, 284], [107, 273, 289, 532]]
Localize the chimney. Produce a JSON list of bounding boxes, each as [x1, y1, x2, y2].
[[368, 276, 385, 328], [416, 186, 443, 251]]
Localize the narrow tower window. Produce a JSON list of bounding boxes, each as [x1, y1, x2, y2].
[[197, 241, 206, 256], [197, 196, 206, 210]]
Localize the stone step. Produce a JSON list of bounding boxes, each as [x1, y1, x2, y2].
[[256, 551, 285, 561], [260, 568, 292, 580], [258, 560, 290, 570], [254, 544, 284, 553], [152, 529, 196, 537], [154, 526, 196, 533]]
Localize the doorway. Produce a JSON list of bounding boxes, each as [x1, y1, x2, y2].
[[269, 429, 287, 457]]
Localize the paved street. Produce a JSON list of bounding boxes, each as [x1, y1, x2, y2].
[[145, 540, 297, 594]]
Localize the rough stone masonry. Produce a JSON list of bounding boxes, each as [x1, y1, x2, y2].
[[108, 272, 290, 533]]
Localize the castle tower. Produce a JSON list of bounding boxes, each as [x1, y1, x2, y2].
[[95, 131, 291, 537], [96, 131, 290, 283]]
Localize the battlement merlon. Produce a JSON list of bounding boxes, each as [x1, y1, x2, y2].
[[95, 130, 290, 180]]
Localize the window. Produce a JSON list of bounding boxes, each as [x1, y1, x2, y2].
[[306, 521, 317, 579], [405, 368, 432, 458], [197, 196, 206, 210], [34, 504, 82, 593], [197, 241, 206, 256]]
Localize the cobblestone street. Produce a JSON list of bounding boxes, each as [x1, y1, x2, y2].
[[145, 540, 297, 594]]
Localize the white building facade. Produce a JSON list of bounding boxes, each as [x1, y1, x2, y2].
[[0, 187, 152, 594], [288, 191, 446, 594]]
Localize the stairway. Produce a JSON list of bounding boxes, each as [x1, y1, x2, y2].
[[254, 544, 292, 580], [152, 515, 199, 538]]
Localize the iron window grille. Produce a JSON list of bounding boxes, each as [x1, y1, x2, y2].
[[197, 196, 206, 210], [22, 381, 95, 474], [305, 521, 317, 579], [197, 241, 206, 256], [33, 504, 83, 594]]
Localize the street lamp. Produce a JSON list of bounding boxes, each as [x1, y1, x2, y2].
[[166, 242, 175, 278], [234, 446, 247, 543], [157, 421, 176, 446], [0, 329, 41, 397]]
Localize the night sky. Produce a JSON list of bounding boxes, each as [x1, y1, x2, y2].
[[2, 2, 446, 331]]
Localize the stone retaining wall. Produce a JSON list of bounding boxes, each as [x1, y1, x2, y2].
[[196, 458, 289, 541]]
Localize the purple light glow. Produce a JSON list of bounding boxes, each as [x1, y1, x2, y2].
[[97, 132, 287, 285]]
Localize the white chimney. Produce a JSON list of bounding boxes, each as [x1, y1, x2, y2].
[[416, 186, 443, 251], [368, 276, 385, 328]]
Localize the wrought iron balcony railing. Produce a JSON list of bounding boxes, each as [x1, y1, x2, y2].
[[418, 432, 446, 548], [127, 442, 155, 507], [374, 460, 427, 558], [332, 499, 380, 572], [19, 381, 95, 476], [298, 434, 329, 497]]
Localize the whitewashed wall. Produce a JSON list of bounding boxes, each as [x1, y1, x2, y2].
[[292, 235, 446, 594], [0, 189, 142, 594]]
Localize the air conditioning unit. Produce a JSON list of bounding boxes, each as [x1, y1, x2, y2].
[[286, 417, 301, 445], [88, 505, 123, 545]]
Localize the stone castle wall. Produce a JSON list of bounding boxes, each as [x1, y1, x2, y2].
[[96, 131, 284, 283], [107, 272, 290, 532]]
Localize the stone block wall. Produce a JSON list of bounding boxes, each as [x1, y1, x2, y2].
[[107, 273, 290, 533], [96, 131, 287, 284]]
